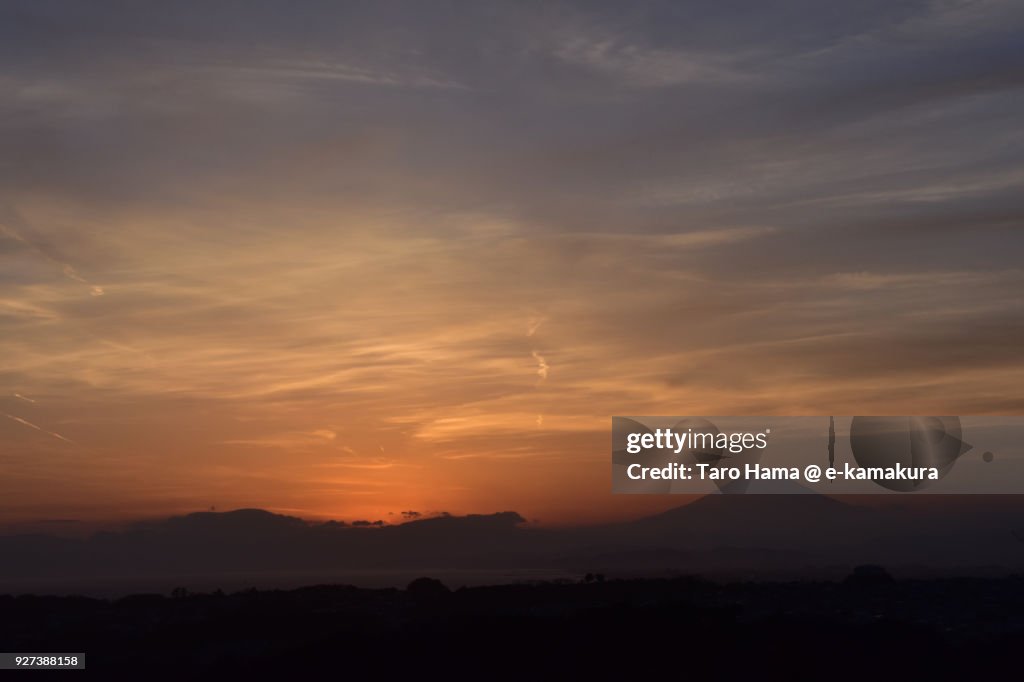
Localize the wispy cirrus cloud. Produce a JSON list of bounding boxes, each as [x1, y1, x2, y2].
[[554, 34, 753, 87], [205, 57, 468, 90]]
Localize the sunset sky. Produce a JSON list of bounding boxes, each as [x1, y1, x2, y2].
[[2, 1, 1023, 526]]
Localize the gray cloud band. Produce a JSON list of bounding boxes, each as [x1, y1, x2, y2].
[[612, 416, 1020, 494]]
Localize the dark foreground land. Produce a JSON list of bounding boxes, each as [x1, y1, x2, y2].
[[4, 573, 1024, 679]]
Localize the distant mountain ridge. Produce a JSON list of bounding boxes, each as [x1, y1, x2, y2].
[[3, 496, 1024, 590]]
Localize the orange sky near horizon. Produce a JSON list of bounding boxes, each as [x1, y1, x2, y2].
[[3, 194, 1021, 527]]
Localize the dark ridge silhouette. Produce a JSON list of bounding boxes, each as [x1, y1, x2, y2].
[[624, 489, 870, 536], [406, 576, 450, 600], [844, 564, 896, 586], [2, 575, 1024, 678], [3, 499, 1024, 591]]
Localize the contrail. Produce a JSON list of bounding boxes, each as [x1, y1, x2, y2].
[[13, 393, 36, 404], [3, 412, 74, 444], [0, 206, 104, 296]]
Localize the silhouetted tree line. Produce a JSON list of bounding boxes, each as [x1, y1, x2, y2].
[[2, 574, 1024, 679]]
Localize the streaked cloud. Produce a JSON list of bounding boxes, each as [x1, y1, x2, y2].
[[3, 412, 74, 444], [554, 33, 751, 88]]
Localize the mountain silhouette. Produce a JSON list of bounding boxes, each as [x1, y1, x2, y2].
[[3, 496, 1024, 592]]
